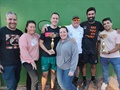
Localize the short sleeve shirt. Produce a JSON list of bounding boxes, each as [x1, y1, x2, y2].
[[40, 26, 60, 57]]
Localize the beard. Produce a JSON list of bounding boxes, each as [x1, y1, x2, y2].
[[87, 17, 95, 23]]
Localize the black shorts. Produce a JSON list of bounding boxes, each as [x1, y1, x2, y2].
[[77, 54, 83, 67], [82, 49, 98, 64]]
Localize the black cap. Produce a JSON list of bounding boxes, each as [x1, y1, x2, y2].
[[72, 16, 80, 20]]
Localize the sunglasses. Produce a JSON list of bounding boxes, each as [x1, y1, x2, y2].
[[73, 18, 80, 22]]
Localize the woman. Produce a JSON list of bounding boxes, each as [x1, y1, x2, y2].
[[19, 20, 40, 90], [56, 26, 78, 90]]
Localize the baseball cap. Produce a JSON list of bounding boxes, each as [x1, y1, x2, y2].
[[72, 16, 80, 20], [72, 16, 80, 22]]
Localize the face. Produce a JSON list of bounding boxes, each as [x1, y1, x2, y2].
[[87, 10, 96, 22], [50, 14, 59, 26], [103, 20, 112, 31], [26, 23, 36, 35], [59, 28, 68, 40], [72, 18, 80, 28], [6, 14, 17, 30]]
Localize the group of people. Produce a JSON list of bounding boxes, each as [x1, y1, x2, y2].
[[0, 7, 120, 90]]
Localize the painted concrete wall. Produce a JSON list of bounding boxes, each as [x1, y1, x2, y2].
[[0, 0, 120, 86]]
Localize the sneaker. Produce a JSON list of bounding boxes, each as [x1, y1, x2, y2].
[[82, 80, 88, 90], [72, 77, 78, 87], [92, 79, 98, 89], [101, 83, 107, 90]]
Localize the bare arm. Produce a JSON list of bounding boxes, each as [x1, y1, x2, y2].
[[102, 44, 120, 54], [41, 25, 48, 33], [40, 39, 52, 55], [109, 44, 120, 53]]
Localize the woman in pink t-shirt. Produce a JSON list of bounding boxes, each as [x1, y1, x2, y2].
[[19, 20, 40, 90]]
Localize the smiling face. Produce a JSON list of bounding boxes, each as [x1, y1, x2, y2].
[[50, 14, 59, 26], [87, 10, 96, 23], [103, 20, 112, 31], [6, 14, 17, 30], [26, 23, 36, 35], [59, 27, 68, 41], [72, 18, 80, 28]]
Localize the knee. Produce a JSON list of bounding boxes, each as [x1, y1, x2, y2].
[[42, 73, 48, 78], [51, 70, 56, 75], [82, 64, 86, 69], [91, 65, 96, 69]]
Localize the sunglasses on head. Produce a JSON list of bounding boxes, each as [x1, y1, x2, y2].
[[73, 18, 80, 22]]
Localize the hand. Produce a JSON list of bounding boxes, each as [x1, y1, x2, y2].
[[117, 29, 120, 34], [31, 61, 37, 70], [68, 71, 74, 76], [102, 51, 108, 54], [70, 38, 76, 43], [47, 50, 53, 55], [0, 65, 4, 73], [41, 25, 48, 33]]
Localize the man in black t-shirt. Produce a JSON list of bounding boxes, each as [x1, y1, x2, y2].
[[80, 7, 104, 89], [0, 12, 23, 90], [40, 12, 60, 90]]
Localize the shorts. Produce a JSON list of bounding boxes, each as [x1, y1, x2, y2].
[[77, 54, 83, 67], [41, 56, 56, 72], [82, 49, 98, 64]]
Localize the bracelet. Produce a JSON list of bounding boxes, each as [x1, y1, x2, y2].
[[108, 51, 111, 54]]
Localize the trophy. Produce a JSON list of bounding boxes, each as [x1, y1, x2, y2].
[[99, 34, 107, 52], [50, 33, 56, 54]]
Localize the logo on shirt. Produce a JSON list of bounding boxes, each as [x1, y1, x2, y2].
[[31, 38, 37, 46], [6, 34, 20, 49], [85, 26, 96, 39]]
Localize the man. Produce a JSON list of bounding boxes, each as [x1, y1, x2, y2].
[[40, 12, 60, 90], [80, 7, 104, 89], [66, 16, 84, 87], [99, 17, 120, 90], [0, 12, 23, 90], [42, 16, 84, 89]]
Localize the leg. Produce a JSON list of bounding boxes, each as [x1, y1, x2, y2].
[[41, 57, 50, 90], [62, 69, 76, 90], [75, 54, 83, 78], [82, 52, 89, 80], [100, 57, 109, 84], [75, 66, 80, 78], [90, 64, 96, 79], [14, 64, 21, 85], [72, 54, 83, 87], [50, 57, 57, 89], [89, 51, 99, 89], [50, 69, 56, 89], [2, 66, 20, 90], [110, 58, 120, 89], [57, 67, 76, 90], [57, 67, 64, 89], [90, 50, 98, 80], [82, 64, 86, 77], [26, 72, 31, 90], [41, 71, 49, 90], [23, 63, 38, 90]]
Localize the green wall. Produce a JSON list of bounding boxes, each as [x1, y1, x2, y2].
[[0, 0, 120, 86]]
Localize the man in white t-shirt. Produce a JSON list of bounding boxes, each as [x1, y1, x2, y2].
[[99, 17, 120, 90], [66, 16, 84, 87]]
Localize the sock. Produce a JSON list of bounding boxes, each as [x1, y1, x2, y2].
[[91, 76, 95, 81], [73, 76, 78, 82], [83, 76, 86, 81]]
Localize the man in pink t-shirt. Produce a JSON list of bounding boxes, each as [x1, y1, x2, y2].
[[99, 17, 120, 90]]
